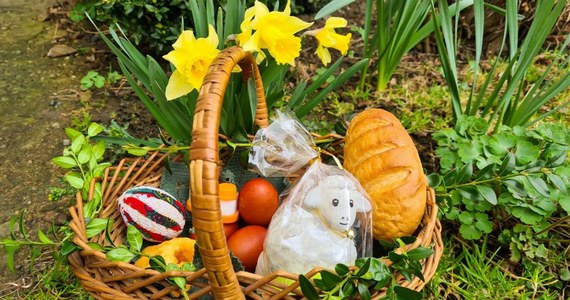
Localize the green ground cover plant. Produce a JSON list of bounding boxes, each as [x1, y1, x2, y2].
[[430, 118, 569, 258]]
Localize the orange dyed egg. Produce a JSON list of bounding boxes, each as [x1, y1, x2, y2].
[[223, 222, 240, 240], [238, 178, 279, 226], [227, 225, 267, 272]]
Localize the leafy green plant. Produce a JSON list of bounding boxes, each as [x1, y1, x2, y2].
[[80, 70, 105, 90], [1, 211, 76, 273], [432, 0, 570, 130], [90, 0, 366, 145], [429, 117, 570, 260], [0, 217, 88, 299], [80, 70, 123, 90], [51, 123, 110, 219], [70, 0, 199, 54], [299, 238, 433, 300]]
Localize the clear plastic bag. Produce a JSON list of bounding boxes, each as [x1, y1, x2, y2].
[[248, 110, 318, 177], [255, 161, 373, 275]]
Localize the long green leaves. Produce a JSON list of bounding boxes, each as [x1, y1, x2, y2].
[[318, 0, 473, 92], [375, 0, 431, 91], [432, 0, 569, 131], [293, 59, 369, 118]]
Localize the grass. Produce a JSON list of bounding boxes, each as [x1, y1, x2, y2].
[[427, 237, 566, 300]]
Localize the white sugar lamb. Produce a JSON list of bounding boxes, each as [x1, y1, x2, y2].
[[256, 173, 372, 275]]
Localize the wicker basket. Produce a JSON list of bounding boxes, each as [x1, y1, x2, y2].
[[68, 46, 443, 299]]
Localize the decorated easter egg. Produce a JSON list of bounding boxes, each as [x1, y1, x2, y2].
[[117, 186, 186, 242]]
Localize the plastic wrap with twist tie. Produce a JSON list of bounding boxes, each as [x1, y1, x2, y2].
[[248, 109, 373, 276]]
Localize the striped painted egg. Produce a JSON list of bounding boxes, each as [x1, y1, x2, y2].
[[117, 186, 186, 242]]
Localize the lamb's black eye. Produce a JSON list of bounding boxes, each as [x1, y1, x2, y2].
[[350, 199, 354, 208], [332, 199, 339, 207]]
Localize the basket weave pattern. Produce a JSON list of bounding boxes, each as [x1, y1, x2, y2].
[[68, 47, 443, 299]]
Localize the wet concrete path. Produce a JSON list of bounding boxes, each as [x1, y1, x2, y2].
[[0, 0, 91, 287]]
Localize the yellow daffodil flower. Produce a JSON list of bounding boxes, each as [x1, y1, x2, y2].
[[314, 17, 352, 66], [237, 0, 312, 65], [163, 25, 219, 100]]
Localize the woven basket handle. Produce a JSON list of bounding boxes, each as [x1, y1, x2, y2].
[[189, 46, 268, 299]]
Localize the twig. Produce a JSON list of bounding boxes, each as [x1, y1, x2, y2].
[[534, 215, 570, 236], [52, 21, 59, 41]]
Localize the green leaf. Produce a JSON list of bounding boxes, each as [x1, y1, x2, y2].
[[427, 173, 442, 188], [458, 186, 483, 201], [475, 185, 497, 205], [52, 156, 77, 169], [436, 148, 459, 171], [546, 149, 567, 168], [295, 59, 367, 118], [407, 247, 434, 261], [127, 147, 148, 156], [560, 268, 570, 281], [535, 244, 548, 258], [535, 198, 557, 215], [71, 134, 85, 153], [342, 281, 356, 297], [1, 238, 21, 271], [368, 258, 390, 282], [298, 275, 319, 300], [320, 270, 342, 291], [106, 247, 136, 262], [65, 127, 82, 140], [37, 229, 53, 244], [487, 132, 516, 156], [498, 152, 516, 176], [355, 257, 371, 277], [315, 0, 355, 19], [504, 178, 528, 198], [455, 162, 473, 184], [460, 223, 482, 240], [512, 207, 543, 225], [65, 173, 85, 189], [558, 193, 570, 213], [458, 142, 482, 163], [474, 213, 493, 233], [475, 163, 496, 180], [77, 147, 91, 165], [126, 225, 143, 252], [515, 140, 540, 166], [87, 123, 104, 137], [86, 242, 104, 252], [527, 177, 550, 198], [458, 212, 474, 225], [150, 255, 167, 272], [357, 283, 371, 300], [394, 285, 422, 300], [166, 263, 187, 289], [85, 218, 109, 238], [335, 263, 350, 276], [60, 240, 79, 256]]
